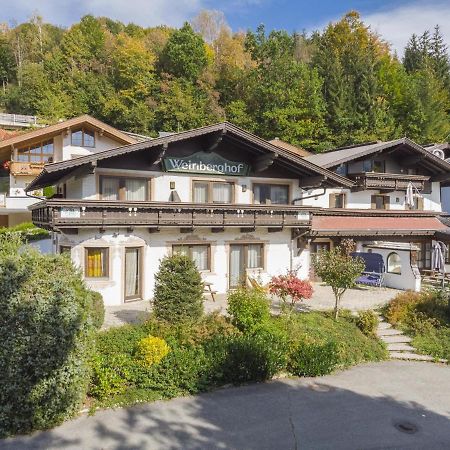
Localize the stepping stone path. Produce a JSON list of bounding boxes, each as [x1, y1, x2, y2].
[[375, 312, 447, 363]]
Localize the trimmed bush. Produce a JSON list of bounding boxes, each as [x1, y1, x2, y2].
[[384, 291, 422, 325], [135, 336, 170, 367], [288, 338, 340, 377], [0, 222, 49, 242], [90, 291, 105, 329], [356, 310, 379, 337], [153, 254, 204, 323], [0, 236, 94, 437], [227, 287, 270, 332]]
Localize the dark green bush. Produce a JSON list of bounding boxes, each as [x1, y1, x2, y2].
[[0, 236, 94, 438], [90, 291, 105, 329], [227, 287, 270, 332], [153, 254, 204, 323], [288, 339, 340, 377], [356, 310, 379, 337]]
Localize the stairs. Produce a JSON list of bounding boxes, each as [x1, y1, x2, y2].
[[376, 313, 447, 363]]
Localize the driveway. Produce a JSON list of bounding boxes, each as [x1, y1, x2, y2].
[[3, 361, 450, 450], [103, 283, 398, 328]]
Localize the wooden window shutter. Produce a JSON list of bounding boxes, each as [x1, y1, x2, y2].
[[371, 195, 376, 209], [384, 195, 390, 210], [329, 193, 336, 208], [417, 197, 424, 210]]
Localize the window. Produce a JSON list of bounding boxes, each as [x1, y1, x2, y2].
[[16, 140, 54, 164], [387, 252, 402, 274], [329, 193, 346, 208], [59, 245, 71, 254], [253, 183, 289, 205], [71, 128, 95, 147], [371, 194, 389, 210], [100, 176, 148, 201], [410, 196, 424, 210], [85, 248, 109, 278], [193, 181, 233, 204], [173, 244, 210, 271], [413, 241, 431, 269], [363, 159, 385, 173]]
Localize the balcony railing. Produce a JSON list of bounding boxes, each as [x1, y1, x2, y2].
[[351, 172, 430, 191], [10, 161, 45, 176], [31, 200, 314, 230]]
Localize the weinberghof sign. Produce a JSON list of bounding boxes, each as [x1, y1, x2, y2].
[[162, 151, 249, 176]]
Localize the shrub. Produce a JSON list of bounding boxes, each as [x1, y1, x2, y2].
[[0, 222, 49, 242], [0, 236, 94, 438], [153, 254, 204, 323], [227, 287, 270, 332], [384, 291, 422, 325], [356, 310, 379, 337], [269, 271, 313, 314], [288, 338, 340, 377], [135, 336, 170, 367], [90, 291, 105, 329]]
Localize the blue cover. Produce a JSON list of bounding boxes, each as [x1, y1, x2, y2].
[[350, 252, 385, 287]]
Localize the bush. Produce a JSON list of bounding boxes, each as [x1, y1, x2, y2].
[[227, 287, 270, 332], [0, 236, 94, 437], [288, 338, 340, 377], [135, 336, 170, 367], [269, 271, 313, 313], [383, 291, 422, 325], [356, 310, 379, 337], [90, 291, 105, 329], [0, 222, 49, 242], [153, 254, 204, 323]]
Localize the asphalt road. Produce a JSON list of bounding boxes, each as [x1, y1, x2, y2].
[[2, 360, 450, 450]]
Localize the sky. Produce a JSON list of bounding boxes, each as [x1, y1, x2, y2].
[[1, 0, 450, 55]]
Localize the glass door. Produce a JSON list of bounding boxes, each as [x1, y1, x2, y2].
[[229, 245, 245, 289], [124, 247, 141, 301]]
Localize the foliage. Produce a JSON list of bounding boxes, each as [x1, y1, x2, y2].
[[227, 287, 270, 332], [312, 247, 365, 319], [0, 236, 95, 437], [356, 310, 379, 337], [0, 221, 49, 242], [135, 336, 170, 367], [269, 271, 313, 314], [382, 290, 423, 325], [90, 291, 105, 329], [288, 338, 339, 376], [152, 253, 204, 323]]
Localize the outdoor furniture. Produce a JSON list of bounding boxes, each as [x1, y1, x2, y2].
[[203, 281, 217, 302], [350, 252, 385, 287], [247, 275, 269, 292]]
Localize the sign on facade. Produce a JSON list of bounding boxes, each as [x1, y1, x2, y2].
[[60, 207, 81, 219], [162, 151, 249, 176]]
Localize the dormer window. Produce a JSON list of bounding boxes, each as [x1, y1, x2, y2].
[[71, 128, 95, 148], [363, 159, 385, 173]]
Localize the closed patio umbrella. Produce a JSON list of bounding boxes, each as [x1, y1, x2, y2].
[[405, 182, 415, 208], [431, 241, 447, 288]]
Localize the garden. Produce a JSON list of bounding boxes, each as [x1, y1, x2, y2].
[[0, 239, 387, 438]]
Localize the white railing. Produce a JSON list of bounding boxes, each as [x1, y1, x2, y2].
[[0, 113, 38, 127]]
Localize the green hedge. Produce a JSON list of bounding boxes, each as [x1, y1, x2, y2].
[[0, 237, 95, 437], [0, 222, 49, 242]]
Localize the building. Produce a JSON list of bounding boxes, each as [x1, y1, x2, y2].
[[27, 124, 450, 305], [0, 115, 140, 227]]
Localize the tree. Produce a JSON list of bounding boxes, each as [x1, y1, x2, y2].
[[153, 253, 204, 323], [311, 246, 365, 319]]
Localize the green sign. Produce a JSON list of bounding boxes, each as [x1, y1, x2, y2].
[[162, 151, 249, 176]]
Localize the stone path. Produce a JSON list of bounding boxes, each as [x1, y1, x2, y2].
[[376, 313, 447, 363]]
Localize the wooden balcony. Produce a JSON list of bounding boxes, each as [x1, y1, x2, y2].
[[10, 161, 44, 176], [30, 200, 314, 231], [351, 172, 430, 192]]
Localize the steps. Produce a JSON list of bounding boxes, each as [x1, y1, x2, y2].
[[376, 315, 447, 363]]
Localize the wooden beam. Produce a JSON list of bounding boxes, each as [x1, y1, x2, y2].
[[431, 172, 450, 182], [153, 142, 168, 165], [253, 152, 278, 172], [205, 129, 226, 152], [299, 175, 326, 188], [402, 155, 424, 167]]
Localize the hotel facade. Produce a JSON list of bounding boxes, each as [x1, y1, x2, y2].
[[27, 123, 450, 305]]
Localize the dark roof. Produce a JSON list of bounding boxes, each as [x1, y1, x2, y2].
[[26, 122, 354, 191], [304, 137, 450, 174], [268, 138, 312, 157]]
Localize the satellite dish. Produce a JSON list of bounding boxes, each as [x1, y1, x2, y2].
[[432, 149, 445, 159]]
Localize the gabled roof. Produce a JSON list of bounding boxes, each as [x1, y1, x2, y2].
[[26, 122, 354, 192], [268, 138, 312, 157], [304, 137, 450, 174], [0, 115, 138, 160]]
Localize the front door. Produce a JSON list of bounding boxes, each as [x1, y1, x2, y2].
[[124, 247, 141, 301], [229, 243, 263, 289]]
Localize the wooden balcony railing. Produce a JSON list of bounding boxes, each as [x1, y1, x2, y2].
[[30, 200, 314, 230], [10, 161, 45, 176], [351, 172, 430, 191]]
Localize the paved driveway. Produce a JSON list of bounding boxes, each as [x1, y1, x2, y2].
[[103, 283, 398, 328], [3, 361, 450, 450]]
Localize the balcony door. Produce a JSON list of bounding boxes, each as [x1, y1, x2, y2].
[[229, 243, 263, 289], [124, 247, 142, 301]]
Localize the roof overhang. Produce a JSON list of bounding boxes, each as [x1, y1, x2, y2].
[[25, 122, 354, 192]]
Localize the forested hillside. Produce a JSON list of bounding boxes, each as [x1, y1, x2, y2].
[[0, 10, 449, 151]]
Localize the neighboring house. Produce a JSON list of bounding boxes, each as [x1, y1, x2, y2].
[[302, 138, 450, 284], [26, 122, 352, 305], [0, 115, 140, 227]]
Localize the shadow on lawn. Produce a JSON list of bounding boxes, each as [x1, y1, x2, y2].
[[3, 372, 450, 450]]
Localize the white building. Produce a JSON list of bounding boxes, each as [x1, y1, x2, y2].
[[0, 115, 139, 227], [27, 124, 450, 304]]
